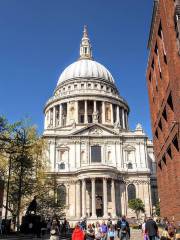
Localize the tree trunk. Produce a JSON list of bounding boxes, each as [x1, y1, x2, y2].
[[5, 154, 12, 221]]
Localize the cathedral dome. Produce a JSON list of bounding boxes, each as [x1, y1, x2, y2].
[[57, 59, 114, 85], [57, 25, 115, 86]]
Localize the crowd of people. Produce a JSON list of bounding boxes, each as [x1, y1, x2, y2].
[[49, 216, 180, 240], [50, 216, 130, 240], [142, 217, 180, 240]]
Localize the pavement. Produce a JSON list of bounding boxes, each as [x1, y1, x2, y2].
[[0, 229, 143, 240]]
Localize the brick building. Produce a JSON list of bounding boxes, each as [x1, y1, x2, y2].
[[146, 0, 180, 223]]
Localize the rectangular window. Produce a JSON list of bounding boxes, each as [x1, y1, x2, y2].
[[172, 135, 179, 152], [151, 58, 154, 69], [88, 115, 92, 123], [91, 146, 101, 163], [167, 145, 172, 159], [162, 107, 167, 121], [80, 115, 84, 123], [167, 93, 174, 111], [149, 72, 152, 82], [158, 119, 162, 131]]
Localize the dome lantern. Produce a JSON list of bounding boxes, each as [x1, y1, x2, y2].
[[79, 25, 93, 60]]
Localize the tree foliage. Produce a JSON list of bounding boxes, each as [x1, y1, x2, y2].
[[0, 116, 66, 228], [128, 198, 145, 219]]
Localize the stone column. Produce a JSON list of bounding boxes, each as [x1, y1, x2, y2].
[[103, 178, 108, 218], [75, 101, 79, 124], [122, 108, 125, 129], [76, 180, 81, 218], [94, 101, 97, 112], [53, 107, 56, 127], [84, 100, 88, 123], [59, 104, 62, 126], [116, 105, 120, 124], [102, 102, 105, 124], [82, 179, 86, 217], [111, 179, 117, 218], [91, 178, 97, 218], [110, 104, 114, 124]]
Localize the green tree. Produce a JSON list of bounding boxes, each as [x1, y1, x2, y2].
[[128, 198, 145, 219], [155, 202, 160, 217], [0, 116, 66, 229]]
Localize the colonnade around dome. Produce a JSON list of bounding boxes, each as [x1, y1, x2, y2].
[[44, 99, 128, 129]]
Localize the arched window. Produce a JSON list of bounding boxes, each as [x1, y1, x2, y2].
[[128, 184, 136, 201], [127, 162, 133, 169], [57, 185, 66, 206], [58, 162, 65, 170]]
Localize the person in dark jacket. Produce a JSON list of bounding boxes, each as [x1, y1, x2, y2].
[[118, 216, 130, 240], [145, 217, 158, 240]]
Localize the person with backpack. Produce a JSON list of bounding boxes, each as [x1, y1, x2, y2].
[[119, 216, 130, 240]]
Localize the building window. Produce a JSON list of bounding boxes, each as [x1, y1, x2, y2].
[[94, 84, 97, 88], [158, 119, 162, 131], [88, 83, 91, 88], [58, 162, 65, 170], [151, 58, 154, 69], [155, 129, 159, 139], [158, 161, 162, 170], [101, 85, 104, 89], [162, 107, 167, 121], [128, 184, 136, 201], [91, 145, 101, 163], [81, 84, 84, 88], [162, 155, 167, 165], [127, 162, 133, 169], [68, 85, 71, 90], [149, 72, 152, 82], [74, 84, 77, 89], [57, 185, 66, 206], [80, 115, 84, 123], [167, 145, 172, 159], [172, 135, 179, 152], [88, 115, 92, 123], [167, 93, 174, 111]]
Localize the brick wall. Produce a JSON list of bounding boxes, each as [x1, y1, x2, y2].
[[146, 0, 180, 224]]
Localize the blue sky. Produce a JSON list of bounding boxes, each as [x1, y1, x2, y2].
[[0, 0, 153, 137]]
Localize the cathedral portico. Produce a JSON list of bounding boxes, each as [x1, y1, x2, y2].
[[43, 26, 157, 223]]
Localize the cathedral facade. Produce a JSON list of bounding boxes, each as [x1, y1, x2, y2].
[[43, 26, 157, 222]]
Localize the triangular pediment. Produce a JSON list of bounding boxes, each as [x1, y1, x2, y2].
[[70, 123, 118, 136]]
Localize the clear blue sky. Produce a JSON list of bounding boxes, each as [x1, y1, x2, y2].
[[0, 0, 153, 138]]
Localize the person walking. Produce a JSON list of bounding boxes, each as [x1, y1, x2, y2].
[[145, 217, 158, 240], [119, 216, 130, 240], [86, 224, 95, 240], [50, 219, 60, 240], [107, 225, 116, 240], [100, 221, 108, 240]]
